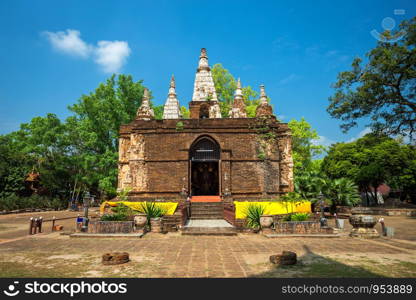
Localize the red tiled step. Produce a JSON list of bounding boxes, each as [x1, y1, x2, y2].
[[191, 196, 221, 202]]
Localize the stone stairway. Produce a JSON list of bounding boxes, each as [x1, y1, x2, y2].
[[189, 202, 224, 220], [182, 219, 237, 236]]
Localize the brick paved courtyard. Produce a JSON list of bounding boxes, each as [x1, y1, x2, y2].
[[0, 211, 415, 278]]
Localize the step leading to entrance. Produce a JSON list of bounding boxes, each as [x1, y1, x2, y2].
[[190, 202, 223, 219], [182, 219, 237, 236], [191, 196, 221, 202]]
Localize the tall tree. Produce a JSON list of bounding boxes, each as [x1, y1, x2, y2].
[[288, 117, 325, 174], [211, 63, 236, 117], [327, 17, 416, 141], [212, 63, 261, 117], [66, 74, 147, 198], [322, 133, 416, 203]]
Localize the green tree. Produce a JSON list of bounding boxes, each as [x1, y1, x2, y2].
[[66, 74, 148, 198], [327, 17, 416, 140], [152, 104, 164, 120], [180, 106, 190, 118], [288, 117, 325, 174], [322, 133, 416, 204], [211, 63, 261, 117], [211, 63, 236, 105]]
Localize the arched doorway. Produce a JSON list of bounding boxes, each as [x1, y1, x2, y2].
[[189, 137, 220, 196]]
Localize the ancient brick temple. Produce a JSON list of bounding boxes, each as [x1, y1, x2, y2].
[[118, 48, 293, 204]]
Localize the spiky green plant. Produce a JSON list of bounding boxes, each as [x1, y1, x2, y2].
[[245, 204, 265, 229], [288, 212, 310, 221], [140, 202, 166, 224]]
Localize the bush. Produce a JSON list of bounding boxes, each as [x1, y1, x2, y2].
[[245, 204, 265, 229], [100, 203, 134, 221], [285, 212, 310, 221], [100, 213, 129, 221], [0, 194, 66, 211]]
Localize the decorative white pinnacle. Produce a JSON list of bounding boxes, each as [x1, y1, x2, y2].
[[260, 84, 268, 104], [192, 48, 218, 102], [163, 75, 182, 119], [136, 88, 154, 120], [234, 78, 243, 99]]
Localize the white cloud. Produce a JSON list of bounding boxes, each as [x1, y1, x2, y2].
[[43, 29, 131, 73], [94, 41, 131, 73], [346, 128, 372, 143], [43, 29, 92, 58], [278, 73, 299, 85], [312, 135, 336, 147]]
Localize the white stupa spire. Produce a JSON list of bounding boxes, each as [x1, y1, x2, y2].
[[163, 75, 182, 119], [136, 88, 155, 120], [191, 48, 218, 102], [260, 84, 268, 104]]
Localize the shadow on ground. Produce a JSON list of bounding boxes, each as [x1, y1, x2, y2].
[[253, 245, 386, 278]]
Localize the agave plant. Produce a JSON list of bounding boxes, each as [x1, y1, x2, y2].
[[140, 202, 166, 224], [245, 204, 265, 229]]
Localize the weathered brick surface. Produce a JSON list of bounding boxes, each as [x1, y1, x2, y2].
[[274, 221, 322, 234], [118, 118, 293, 200]]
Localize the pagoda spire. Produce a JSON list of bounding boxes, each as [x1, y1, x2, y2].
[[136, 88, 155, 120], [255, 84, 273, 117], [229, 78, 247, 118], [163, 75, 182, 119], [191, 48, 218, 102], [259, 84, 268, 104]]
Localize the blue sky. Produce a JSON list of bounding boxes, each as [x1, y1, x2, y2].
[[0, 0, 415, 146]]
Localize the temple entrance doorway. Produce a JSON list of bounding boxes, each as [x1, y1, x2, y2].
[[191, 161, 219, 196], [189, 137, 220, 197]]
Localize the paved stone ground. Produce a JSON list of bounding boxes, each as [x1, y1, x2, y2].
[[0, 212, 415, 278]]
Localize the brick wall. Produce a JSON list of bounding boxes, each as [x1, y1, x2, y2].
[[119, 118, 293, 201]]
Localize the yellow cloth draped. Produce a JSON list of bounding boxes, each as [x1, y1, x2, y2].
[[234, 201, 311, 219], [100, 201, 178, 215]]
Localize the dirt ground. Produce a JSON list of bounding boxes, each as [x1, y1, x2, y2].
[[0, 210, 415, 278]]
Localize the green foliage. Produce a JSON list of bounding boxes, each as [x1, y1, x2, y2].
[[152, 104, 164, 120], [245, 204, 265, 229], [212, 63, 262, 117], [288, 118, 325, 174], [100, 213, 129, 221], [140, 202, 166, 223], [175, 121, 184, 131], [246, 104, 258, 117], [100, 203, 133, 221], [284, 213, 310, 221], [257, 151, 266, 160], [66, 74, 148, 198], [327, 178, 361, 208], [327, 17, 416, 140], [294, 171, 360, 209], [212, 63, 236, 106], [180, 106, 190, 119], [0, 74, 149, 203], [322, 133, 416, 203], [0, 194, 66, 211], [116, 188, 131, 201]]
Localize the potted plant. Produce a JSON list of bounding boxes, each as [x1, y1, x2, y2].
[[140, 202, 166, 233], [245, 204, 265, 233]]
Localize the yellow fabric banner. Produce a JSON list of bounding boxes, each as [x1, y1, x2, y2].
[[100, 201, 178, 215], [234, 201, 311, 219]]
